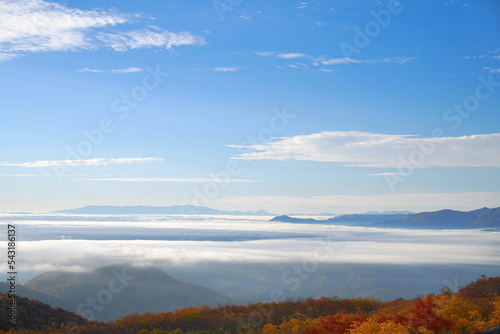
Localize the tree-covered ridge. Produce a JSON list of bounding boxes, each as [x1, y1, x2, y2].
[[1, 275, 499, 334], [0, 293, 86, 331]]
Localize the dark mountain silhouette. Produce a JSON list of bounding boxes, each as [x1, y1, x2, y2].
[[376, 207, 500, 229], [283, 210, 413, 217], [364, 210, 414, 215], [54, 205, 272, 216], [13, 264, 244, 322], [328, 213, 406, 224], [0, 292, 87, 330], [270, 215, 321, 223], [271, 207, 500, 229], [271, 213, 405, 225], [0, 282, 66, 308]]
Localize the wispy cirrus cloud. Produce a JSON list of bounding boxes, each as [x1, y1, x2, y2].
[[213, 67, 243, 72], [254, 51, 418, 70], [0, 0, 204, 61], [1, 157, 164, 168], [319, 57, 360, 65], [110, 67, 144, 73], [75, 68, 104, 73], [319, 57, 418, 65], [75, 67, 144, 74], [230, 131, 500, 168], [369, 172, 405, 176], [74, 177, 263, 183], [254, 51, 310, 59], [464, 49, 499, 60], [96, 28, 204, 51], [254, 51, 275, 57], [277, 53, 310, 59]]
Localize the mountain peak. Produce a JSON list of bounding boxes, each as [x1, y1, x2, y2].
[[22, 264, 243, 322]]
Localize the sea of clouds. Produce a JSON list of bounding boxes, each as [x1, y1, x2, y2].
[[2, 214, 499, 275]]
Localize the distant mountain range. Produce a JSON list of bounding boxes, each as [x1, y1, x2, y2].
[[271, 207, 500, 229], [302, 210, 414, 216], [2, 205, 498, 229], [0, 264, 244, 322], [270, 213, 406, 225], [1, 206, 413, 217], [54, 205, 272, 216]]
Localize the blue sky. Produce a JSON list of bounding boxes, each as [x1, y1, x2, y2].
[[0, 0, 499, 213]]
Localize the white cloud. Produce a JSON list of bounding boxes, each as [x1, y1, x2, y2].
[[1, 157, 164, 167], [0, 0, 204, 60], [213, 67, 242, 72], [0, 0, 127, 56], [96, 29, 205, 51], [11, 218, 500, 272], [75, 67, 104, 73], [254, 51, 276, 57], [254, 51, 310, 59], [463, 51, 500, 60], [276, 53, 309, 59], [0, 52, 17, 61], [321, 57, 417, 65], [110, 67, 144, 73], [321, 57, 361, 65], [375, 56, 418, 64], [393, 56, 419, 64], [255, 53, 417, 69], [74, 177, 262, 183], [230, 131, 500, 168], [297, 2, 308, 9], [75, 67, 144, 74], [0, 174, 37, 177]]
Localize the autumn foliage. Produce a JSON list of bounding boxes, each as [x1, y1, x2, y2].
[[1, 275, 499, 334], [0, 293, 86, 331]]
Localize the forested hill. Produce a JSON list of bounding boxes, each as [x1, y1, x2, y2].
[[20, 264, 243, 322], [0, 292, 86, 330]]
